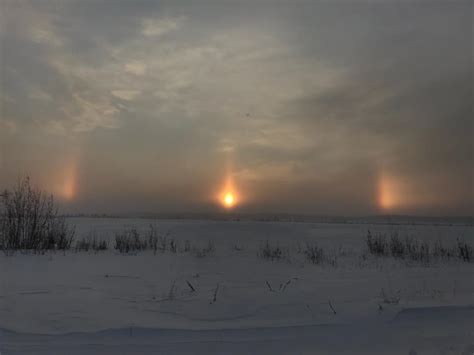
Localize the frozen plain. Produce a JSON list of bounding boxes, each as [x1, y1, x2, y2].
[[1, 218, 473, 354]]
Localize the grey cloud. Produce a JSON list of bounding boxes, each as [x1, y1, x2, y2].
[[1, 0, 472, 215]]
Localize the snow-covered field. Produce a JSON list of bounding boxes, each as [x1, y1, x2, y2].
[[1, 218, 473, 354]]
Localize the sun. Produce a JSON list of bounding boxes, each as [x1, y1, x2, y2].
[[217, 174, 240, 209], [223, 192, 235, 208]]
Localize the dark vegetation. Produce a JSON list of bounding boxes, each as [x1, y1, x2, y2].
[[366, 230, 472, 263], [1, 179, 471, 267], [114, 228, 148, 253], [257, 240, 289, 261], [75, 233, 108, 252], [0, 177, 74, 254], [113, 224, 215, 257], [303, 243, 325, 265], [258, 240, 341, 266], [256, 232, 472, 266]]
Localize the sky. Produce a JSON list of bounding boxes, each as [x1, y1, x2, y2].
[[0, 0, 472, 216]]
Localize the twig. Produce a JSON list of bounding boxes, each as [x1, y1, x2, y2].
[[210, 283, 219, 304], [328, 300, 337, 315], [281, 280, 291, 292], [186, 280, 196, 292], [266, 280, 274, 292]]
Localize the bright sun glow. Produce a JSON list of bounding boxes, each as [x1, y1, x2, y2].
[[224, 193, 234, 208], [217, 173, 240, 209]]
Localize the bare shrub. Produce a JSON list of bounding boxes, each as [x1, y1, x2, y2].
[[147, 224, 159, 254], [159, 235, 167, 252], [404, 237, 430, 263], [258, 240, 289, 261], [326, 252, 339, 267], [366, 230, 388, 256], [389, 233, 405, 258], [114, 228, 147, 253], [366, 231, 472, 264], [457, 239, 472, 262], [112, 226, 218, 257], [433, 240, 455, 259], [304, 243, 325, 264], [170, 239, 177, 254], [0, 177, 74, 254], [76, 233, 107, 252], [366, 231, 430, 262]]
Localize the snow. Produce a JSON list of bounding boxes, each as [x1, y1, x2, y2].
[[1, 219, 473, 354]]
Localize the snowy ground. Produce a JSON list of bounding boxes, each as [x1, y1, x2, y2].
[[1, 219, 473, 354]]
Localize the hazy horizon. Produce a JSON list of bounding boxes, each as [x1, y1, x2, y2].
[[1, 0, 472, 216]]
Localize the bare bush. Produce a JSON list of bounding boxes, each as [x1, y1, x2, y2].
[[114, 228, 147, 253], [366, 230, 388, 256], [433, 240, 455, 259], [457, 239, 472, 262], [366, 231, 472, 264], [114, 226, 170, 254], [111, 226, 217, 258], [76, 233, 107, 252], [0, 177, 74, 254], [147, 224, 159, 254], [404, 237, 430, 263], [368, 232, 431, 263], [258, 240, 289, 262], [159, 235, 167, 252], [170, 239, 177, 254], [389, 233, 405, 258], [304, 243, 325, 264]]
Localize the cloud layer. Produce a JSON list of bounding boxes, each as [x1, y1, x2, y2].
[[1, 0, 472, 215]]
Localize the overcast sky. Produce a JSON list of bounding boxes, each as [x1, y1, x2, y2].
[[0, 0, 472, 216]]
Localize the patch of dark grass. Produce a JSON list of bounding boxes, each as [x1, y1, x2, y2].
[[257, 240, 289, 262], [366, 230, 388, 257], [303, 243, 324, 265], [114, 228, 147, 253], [457, 239, 472, 262], [76, 234, 107, 252], [366, 230, 472, 264], [147, 225, 159, 255]]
